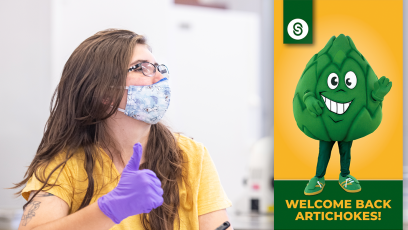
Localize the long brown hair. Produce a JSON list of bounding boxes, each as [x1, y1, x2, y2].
[[12, 29, 185, 230]]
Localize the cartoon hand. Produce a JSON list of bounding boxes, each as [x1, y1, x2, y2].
[[304, 96, 324, 117], [372, 76, 392, 101]]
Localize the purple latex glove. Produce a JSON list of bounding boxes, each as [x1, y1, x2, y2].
[[98, 143, 164, 224]]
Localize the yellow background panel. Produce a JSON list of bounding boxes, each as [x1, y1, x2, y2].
[[274, 0, 403, 180]]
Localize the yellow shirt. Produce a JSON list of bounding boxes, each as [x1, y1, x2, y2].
[[22, 134, 231, 229]]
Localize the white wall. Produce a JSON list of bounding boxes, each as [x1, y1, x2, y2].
[[0, 0, 51, 208], [402, 0, 408, 223], [166, 5, 261, 203]]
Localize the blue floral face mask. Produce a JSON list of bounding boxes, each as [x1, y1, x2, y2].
[[117, 78, 171, 124]]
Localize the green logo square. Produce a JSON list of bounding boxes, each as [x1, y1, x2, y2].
[[284, 0, 313, 44]]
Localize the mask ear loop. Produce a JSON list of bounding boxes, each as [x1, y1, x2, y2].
[[117, 86, 130, 113], [109, 86, 129, 113]]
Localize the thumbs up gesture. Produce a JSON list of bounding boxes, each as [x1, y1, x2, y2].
[[98, 143, 164, 224]]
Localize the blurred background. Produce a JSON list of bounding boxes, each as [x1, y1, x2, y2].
[[0, 0, 406, 230], [0, 0, 273, 229]]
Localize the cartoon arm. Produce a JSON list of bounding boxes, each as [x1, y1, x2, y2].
[[371, 76, 392, 101], [303, 91, 324, 117]]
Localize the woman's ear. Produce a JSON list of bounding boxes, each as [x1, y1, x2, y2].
[[102, 97, 113, 106]]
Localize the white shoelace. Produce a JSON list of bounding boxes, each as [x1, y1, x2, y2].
[[345, 178, 354, 188], [317, 181, 323, 188]]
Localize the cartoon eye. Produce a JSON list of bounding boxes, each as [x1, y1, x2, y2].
[[327, 73, 339, 89], [345, 71, 357, 89]]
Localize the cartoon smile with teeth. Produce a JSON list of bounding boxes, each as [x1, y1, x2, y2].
[[293, 34, 392, 196]]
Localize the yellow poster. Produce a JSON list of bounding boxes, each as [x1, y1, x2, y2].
[[274, 0, 402, 180], [274, 0, 403, 229]]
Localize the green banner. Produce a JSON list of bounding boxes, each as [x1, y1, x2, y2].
[[274, 180, 403, 230], [283, 0, 313, 44]]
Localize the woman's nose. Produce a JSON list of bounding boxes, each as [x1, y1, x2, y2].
[[152, 70, 164, 84]]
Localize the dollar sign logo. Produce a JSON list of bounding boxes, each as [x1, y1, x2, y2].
[[293, 22, 303, 36], [287, 19, 309, 40]]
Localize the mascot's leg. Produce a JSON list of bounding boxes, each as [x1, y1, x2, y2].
[[315, 140, 335, 178], [304, 140, 334, 196], [338, 141, 352, 177], [338, 141, 361, 193]]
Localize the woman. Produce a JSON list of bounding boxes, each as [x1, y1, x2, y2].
[[13, 29, 232, 230]]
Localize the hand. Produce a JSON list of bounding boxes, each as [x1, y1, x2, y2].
[[98, 143, 164, 224], [304, 96, 324, 117], [372, 76, 392, 101]]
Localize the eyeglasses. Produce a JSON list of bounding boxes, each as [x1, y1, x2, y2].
[[128, 62, 169, 78]]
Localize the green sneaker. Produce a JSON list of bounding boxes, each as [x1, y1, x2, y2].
[[339, 174, 361, 193], [304, 176, 325, 196]]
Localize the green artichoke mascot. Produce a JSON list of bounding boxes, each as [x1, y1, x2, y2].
[[293, 34, 392, 195]]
